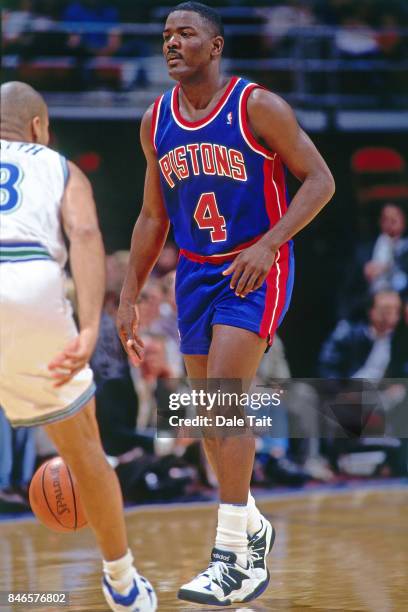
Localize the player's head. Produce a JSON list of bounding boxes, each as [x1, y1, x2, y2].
[[0, 81, 49, 145], [163, 2, 224, 81]]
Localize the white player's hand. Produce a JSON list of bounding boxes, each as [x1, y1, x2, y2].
[[48, 329, 96, 387]]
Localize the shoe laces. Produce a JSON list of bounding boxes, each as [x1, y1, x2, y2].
[[247, 531, 264, 565], [204, 560, 248, 588], [247, 544, 262, 565]]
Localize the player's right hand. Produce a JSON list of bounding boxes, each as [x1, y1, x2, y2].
[[116, 299, 145, 367], [48, 328, 97, 387]]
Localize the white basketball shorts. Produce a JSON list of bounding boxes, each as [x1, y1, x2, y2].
[[0, 260, 95, 427]]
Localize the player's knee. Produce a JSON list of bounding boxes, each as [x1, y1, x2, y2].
[[45, 401, 104, 462]]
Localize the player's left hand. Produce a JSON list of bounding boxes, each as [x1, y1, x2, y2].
[[222, 241, 276, 297]]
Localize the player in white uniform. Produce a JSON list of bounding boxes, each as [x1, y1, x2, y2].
[[0, 82, 157, 612]]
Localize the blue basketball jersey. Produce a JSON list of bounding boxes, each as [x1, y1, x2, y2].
[[152, 76, 289, 257]]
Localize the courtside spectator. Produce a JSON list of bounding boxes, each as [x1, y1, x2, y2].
[[339, 203, 408, 318], [319, 290, 401, 380], [364, 203, 408, 295]]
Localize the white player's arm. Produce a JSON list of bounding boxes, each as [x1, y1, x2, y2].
[[49, 162, 105, 386], [117, 105, 170, 364], [61, 161, 105, 343]]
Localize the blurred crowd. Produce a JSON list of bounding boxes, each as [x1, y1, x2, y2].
[[2, 0, 408, 95], [3, 0, 408, 27]]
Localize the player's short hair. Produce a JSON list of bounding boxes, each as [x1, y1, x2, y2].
[[1, 81, 47, 129], [168, 2, 224, 37]]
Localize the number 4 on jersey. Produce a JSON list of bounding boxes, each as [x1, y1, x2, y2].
[[194, 192, 227, 242]]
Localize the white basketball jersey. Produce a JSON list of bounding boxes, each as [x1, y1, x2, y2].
[[0, 139, 69, 267]]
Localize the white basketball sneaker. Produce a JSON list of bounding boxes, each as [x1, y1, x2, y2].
[[102, 568, 157, 612], [247, 515, 275, 575], [178, 547, 270, 606]]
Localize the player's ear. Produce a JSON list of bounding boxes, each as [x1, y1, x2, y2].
[[31, 115, 42, 143], [211, 35, 224, 59], [31, 114, 49, 146]]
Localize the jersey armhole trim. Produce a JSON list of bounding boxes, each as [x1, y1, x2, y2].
[[59, 155, 69, 187], [151, 94, 164, 153], [239, 84, 276, 160]]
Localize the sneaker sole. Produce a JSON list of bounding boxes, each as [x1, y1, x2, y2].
[[177, 569, 270, 607]]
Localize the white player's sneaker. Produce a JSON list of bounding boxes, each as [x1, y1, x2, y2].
[[247, 515, 275, 574], [177, 547, 270, 606], [102, 568, 157, 612]]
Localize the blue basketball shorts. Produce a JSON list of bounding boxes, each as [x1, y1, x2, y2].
[[175, 241, 294, 355]]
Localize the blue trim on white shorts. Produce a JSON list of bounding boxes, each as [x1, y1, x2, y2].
[[0, 241, 53, 263]]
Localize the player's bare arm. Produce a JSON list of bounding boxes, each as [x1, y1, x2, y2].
[[48, 161, 105, 386], [223, 89, 335, 297], [117, 105, 170, 366]]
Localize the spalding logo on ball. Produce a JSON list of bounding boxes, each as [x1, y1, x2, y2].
[[29, 456, 88, 532]]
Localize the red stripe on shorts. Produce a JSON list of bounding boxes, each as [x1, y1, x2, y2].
[[260, 157, 289, 342], [260, 242, 290, 342]]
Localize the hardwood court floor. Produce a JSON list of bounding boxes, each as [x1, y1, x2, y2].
[[0, 486, 407, 611]]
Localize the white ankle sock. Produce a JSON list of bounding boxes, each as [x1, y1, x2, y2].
[[215, 503, 248, 568], [247, 491, 263, 537], [103, 549, 135, 594]]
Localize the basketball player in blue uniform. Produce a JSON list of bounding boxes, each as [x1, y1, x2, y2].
[[117, 2, 335, 606]]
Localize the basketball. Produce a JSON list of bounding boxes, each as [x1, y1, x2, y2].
[[29, 457, 87, 533]]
